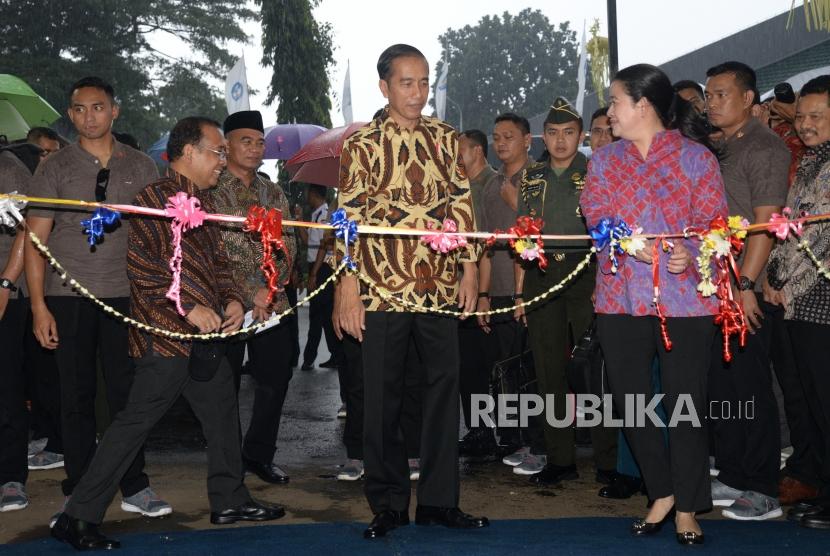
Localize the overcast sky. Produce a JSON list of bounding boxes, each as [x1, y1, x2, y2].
[[234, 0, 795, 131]]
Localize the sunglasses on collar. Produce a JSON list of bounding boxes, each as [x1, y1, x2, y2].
[[95, 168, 111, 202]]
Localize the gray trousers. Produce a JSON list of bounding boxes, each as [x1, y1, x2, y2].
[[65, 354, 250, 524]]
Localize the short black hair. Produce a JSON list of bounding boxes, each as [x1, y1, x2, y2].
[[69, 76, 116, 103], [460, 129, 488, 158], [308, 184, 327, 200], [673, 80, 704, 98], [494, 112, 530, 135], [706, 61, 757, 94], [800, 75, 830, 104], [377, 44, 426, 81], [166, 116, 221, 162], [26, 127, 60, 144], [590, 107, 609, 124]]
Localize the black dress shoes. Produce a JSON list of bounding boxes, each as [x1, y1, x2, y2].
[[630, 509, 675, 536], [415, 505, 489, 528], [529, 464, 579, 486], [800, 506, 830, 529], [595, 468, 617, 485], [676, 531, 705, 545], [210, 500, 286, 525], [598, 473, 644, 499], [243, 454, 290, 484], [787, 500, 824, 522], [363, 510, 409, 539], [51, 513, 121, 551]]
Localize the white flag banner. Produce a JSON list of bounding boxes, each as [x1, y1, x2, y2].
[[575, 20, 588, 116], [342, 60, 353, 124], [435, 59, 449, 121], [225, 55, 250, 115]]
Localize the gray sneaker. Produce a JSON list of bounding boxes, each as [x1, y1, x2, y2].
[[336, 459, 364, 481], [711, 478, 743, 507], [0, 482, 28, 512], [28, 438, 47, 458], [722, 490, 783, 521], [409, 458, 420, 481], [28, 450, 64, 470], [513, 453, 547, 475], [502, 446, 530, 467], [121, 487, 172, 517]]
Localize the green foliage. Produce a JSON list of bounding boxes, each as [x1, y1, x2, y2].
[[258, 0, 334, 128], [433, 8, 580, 132], [0, 0, 255, 147]]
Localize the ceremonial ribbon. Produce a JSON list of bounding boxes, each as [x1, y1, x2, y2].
[[589, 217, 632, 273], [330, 208, 358, 271], [0, 191, 27, 227], [709, 217, 748, 362], [506, 216, 547, 270], [421, 218, 467, 254], [80, 207, 121, 246], [244, 205, 286, 305], [164, 192, 207, 315], [769, 207, 804, 240], [651, 238, 673, 351]]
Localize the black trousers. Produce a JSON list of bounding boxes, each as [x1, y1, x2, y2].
[[47, 296, 148, 497], [772, 307, 822, 487], [226, 322, 294, 464], [362, 312, 458, 514], [709, 300, 780, 498], [24, 307, 63, 454], [0, 297, 28, 485], [788, 320, 830, 502], [342, 334, 422, 461], [64, 354, 250, 524], [285, 285, 300, 367], [303, 263, 342, 366], [598, 314, 714, 513]]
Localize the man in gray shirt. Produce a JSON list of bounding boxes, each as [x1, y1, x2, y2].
[[25, 77, 168, 522], [705, 61, 790, 521]]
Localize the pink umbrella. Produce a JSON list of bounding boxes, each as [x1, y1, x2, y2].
[[263, 124, 327, 160], [285, 122, 367, 187]]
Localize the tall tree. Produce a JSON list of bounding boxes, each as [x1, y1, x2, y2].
[[258, 0, 334, 128], [433, 9, 580, 132], [0, 0, 255, 147]]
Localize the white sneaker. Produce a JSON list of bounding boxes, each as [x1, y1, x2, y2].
[[711, 479, 743, 507], [121, 487, 172, 517], [336, 404, 347, 419], [502, 446, 530, 467], [336, 459, 364, 481], [513, 454, 547, 475], [27, 438, 47, 458], [49, 496, 70, 528], [409, 458, 420, 481]]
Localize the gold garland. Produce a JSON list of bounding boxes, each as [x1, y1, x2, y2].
[[799, 240, 830, 281], [354, 250, 595, 317], [28, 230, 345, 341]]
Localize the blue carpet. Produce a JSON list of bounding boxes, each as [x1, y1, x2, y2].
[[2, 518, 828, 555]]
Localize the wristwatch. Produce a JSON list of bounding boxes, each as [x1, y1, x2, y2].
[[738, 276, 755, 291], [0, 278, 17, 292]]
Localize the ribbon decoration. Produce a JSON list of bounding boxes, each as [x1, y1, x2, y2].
[[589, 217, 633, 273], [330, 208, 358, 271], [504, 216, 547, 270], [80, 207, 121, 246], [421, 218, 467, 254], [244, 205, 286, 305], [769, 207, 804, 240], [164, 192, 207, 315], [651, 238, 673, 351], [0, 191, 27, 227], [708, 216, 748, 362]]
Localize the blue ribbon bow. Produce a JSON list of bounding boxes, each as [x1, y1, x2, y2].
[[589, 217, 632, 272], [330, 208, 358, 270], [81, 208, 121, 246]]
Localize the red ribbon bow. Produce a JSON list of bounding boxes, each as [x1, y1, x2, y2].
[[244, 206, 286, 306]]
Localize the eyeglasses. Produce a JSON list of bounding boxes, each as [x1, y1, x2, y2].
[[590, 127, 613, 137], [197, 144, 228, 161], [95, 168, 110, 202]]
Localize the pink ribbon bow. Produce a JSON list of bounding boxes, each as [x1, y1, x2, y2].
[[769, 207, 803, 240], [421, 218, 467, 254], [164, 192, 207, 315]]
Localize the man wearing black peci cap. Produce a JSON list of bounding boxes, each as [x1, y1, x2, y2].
[[209, 110, 297, 485]]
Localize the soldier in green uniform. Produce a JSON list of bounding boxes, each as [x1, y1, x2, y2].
[[513, 98, 617, 486]]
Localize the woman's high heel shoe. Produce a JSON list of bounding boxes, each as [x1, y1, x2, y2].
[[676, 530, 705, 545], [631, 509, 676, 536]]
